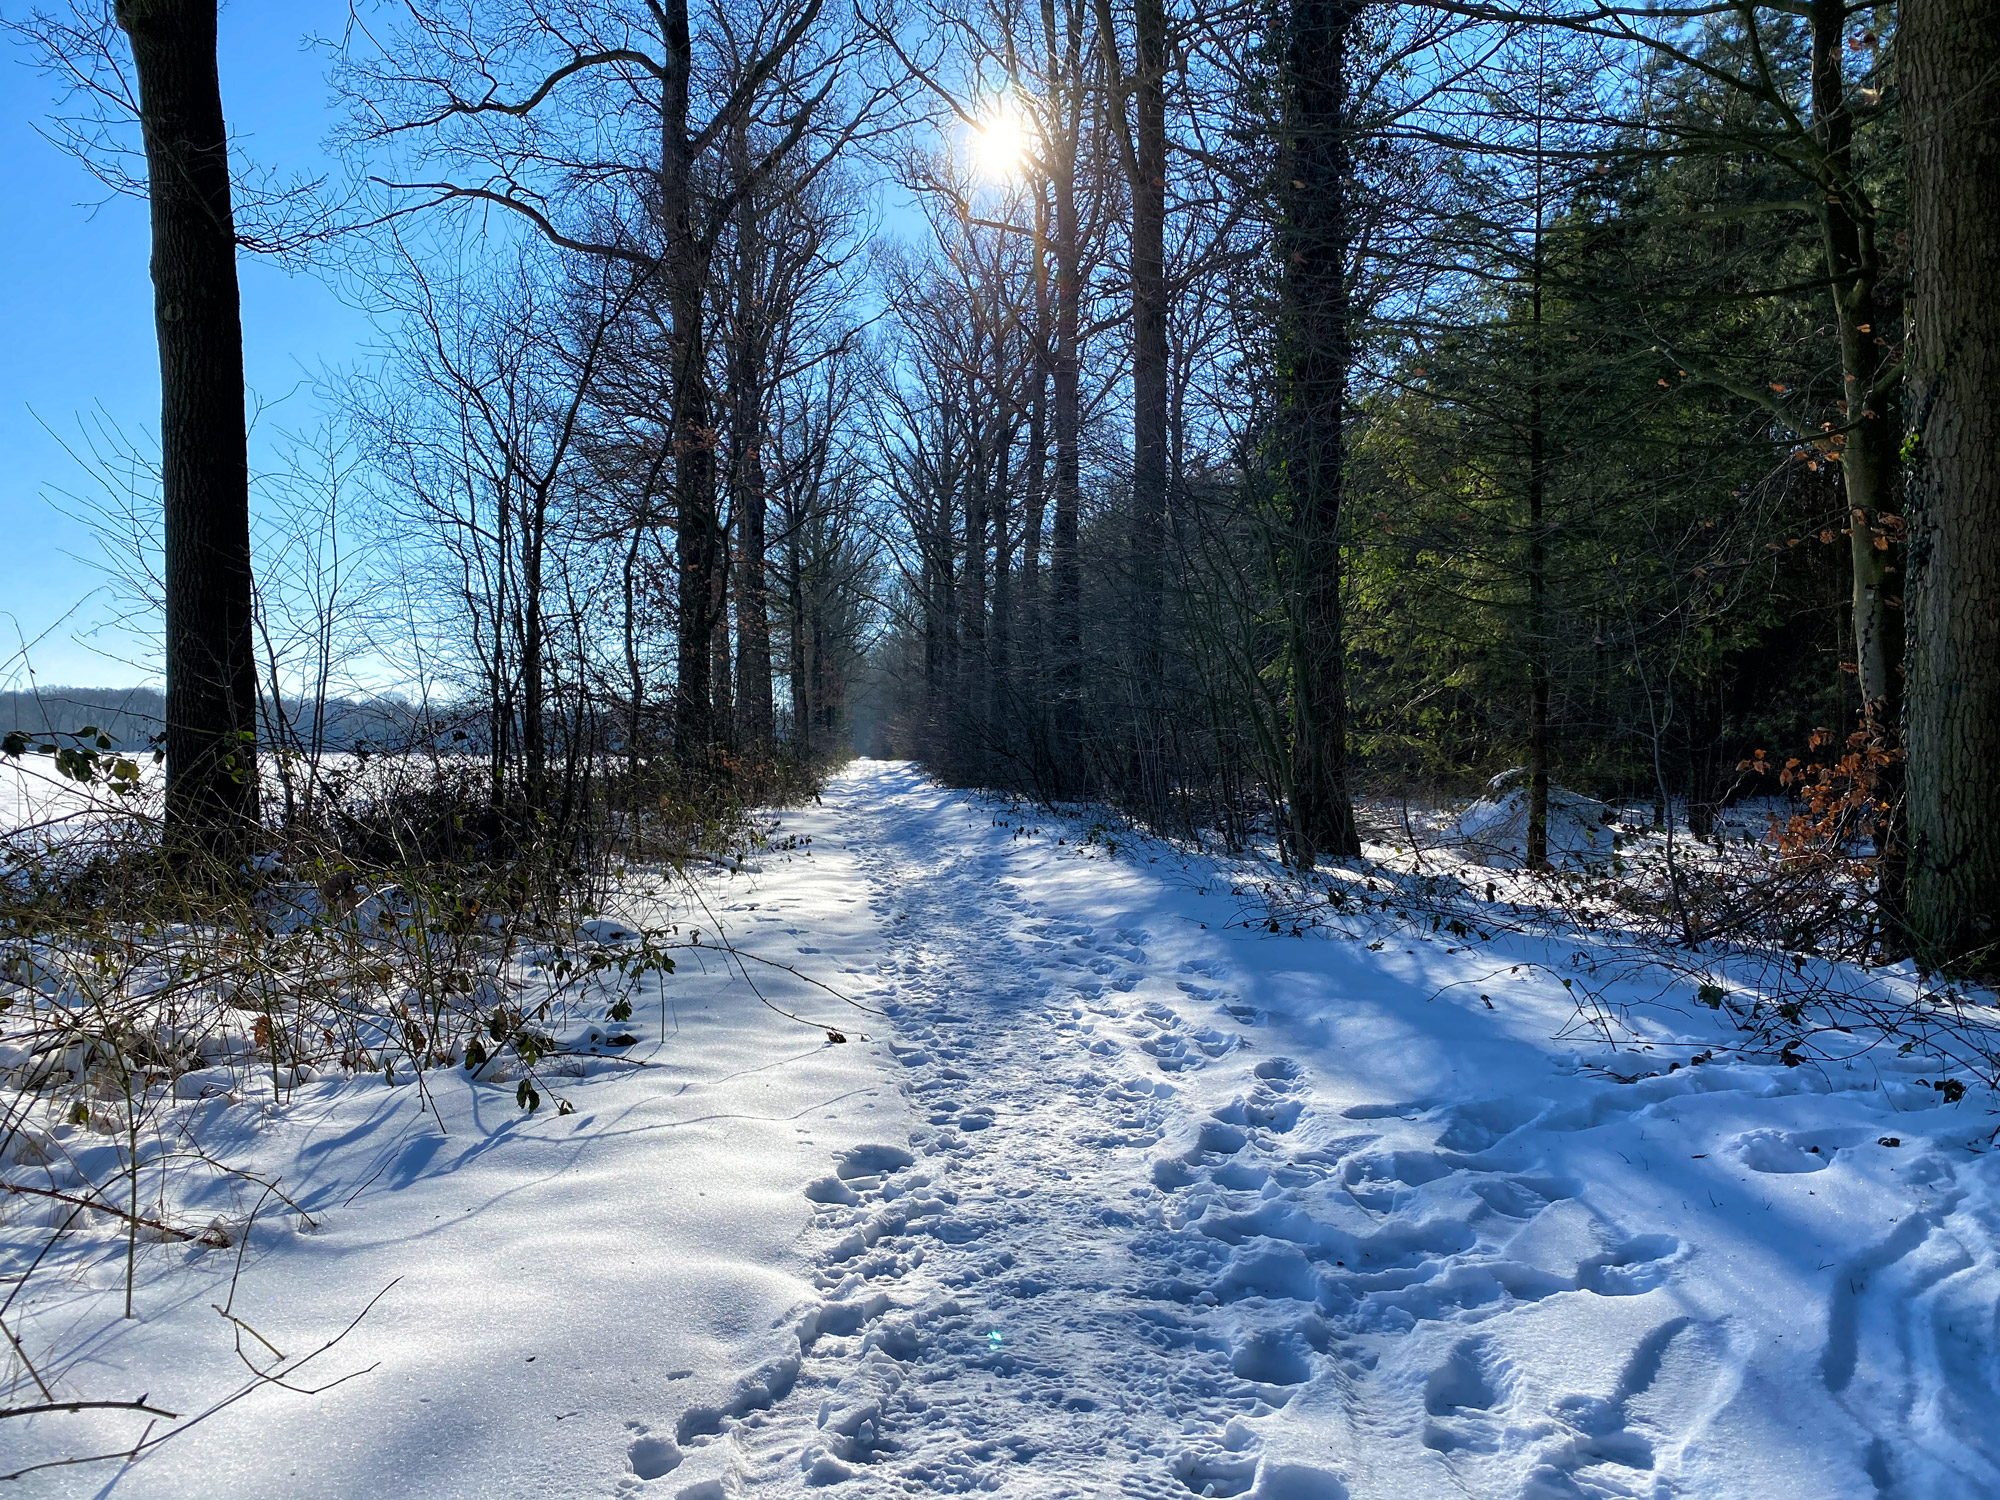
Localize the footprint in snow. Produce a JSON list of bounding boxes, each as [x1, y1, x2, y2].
[[1519, 1315, 1711, 1498], [835, 1142, 916, 1178], [625, 1432, 682, 1480], [1422, 1335, 1514, 1456], [1729, 1125, 1875, 1173], [1576, 1233, 1685, 1296], [1430, 1096, 1547, 1152]]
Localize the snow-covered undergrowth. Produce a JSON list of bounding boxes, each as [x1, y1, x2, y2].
[[6, 759, 1997, 1497], [1245, 781, 1999, 1090], [0, 750, 783, 1486]]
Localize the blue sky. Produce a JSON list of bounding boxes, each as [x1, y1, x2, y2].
[[0, 5, 947, 695], [1, 1, 367, 688]]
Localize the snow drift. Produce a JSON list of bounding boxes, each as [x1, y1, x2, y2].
[[1440, 767, 1619, 868]]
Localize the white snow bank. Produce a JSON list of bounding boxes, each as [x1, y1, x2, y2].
[[1439, 767, 1619, 867], [3, 820, 904, 1498]]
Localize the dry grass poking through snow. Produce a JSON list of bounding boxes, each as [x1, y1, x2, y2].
[[0, 749, 810, 1482]]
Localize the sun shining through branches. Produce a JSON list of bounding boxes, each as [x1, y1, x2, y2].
[[967, 98, 1031, 182]]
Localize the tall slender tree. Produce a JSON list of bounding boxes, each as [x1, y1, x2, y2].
[[342, 0, 879, 761], [1095, 0, 1170, 680], [726, 119, 776, 753], [117, 0, 259, 852]]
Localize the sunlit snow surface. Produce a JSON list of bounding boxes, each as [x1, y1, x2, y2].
[[0, 756, 158, 835], [6, 759, 1997, 1498]]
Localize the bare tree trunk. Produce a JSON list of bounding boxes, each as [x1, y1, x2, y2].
[[960, 380, 990, 774], [1129, 0, 1168, 683], [728, 126, 775, 755], [1275, 0, 1361, 866], [1045, 0, 1085, 788], [990, 438, 1013, 752], [1807, 0, 1902, 749], [710, 533, 734, 743], [734, 473, 772, 752], [1525, 223, 1550, 869], [624, 447, 669, 780], [117, 0, 258, 853], [787, 545, 809, 750], [1023, 206, 1051, 680], [1096, 0, 1168, 685], [1902, 0, 2000, 971], [624, 518, 646, 778], [523, 499, 547, 811], [660, 0, 719, 759]]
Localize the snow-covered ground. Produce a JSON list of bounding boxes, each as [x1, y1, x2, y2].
[[0, 757, 151, 836], [7, 759, 1997, 1497]]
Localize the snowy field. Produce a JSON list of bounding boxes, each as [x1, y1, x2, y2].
[[6, 759, 1997, 1497], [0, 757, 154, 835]]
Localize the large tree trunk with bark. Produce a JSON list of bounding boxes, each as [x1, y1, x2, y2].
[[117, 0, 259, 854], [1274, 0, 1361, 867], [1901, 0, 2000, 971], [660, 0, 719, 759], [729, 130, 775, 755]]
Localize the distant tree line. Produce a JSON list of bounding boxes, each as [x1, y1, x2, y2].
[[0, 689, 472, 756]]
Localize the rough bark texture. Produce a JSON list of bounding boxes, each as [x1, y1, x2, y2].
[[1275, 0, 1361, 866], [1045, 0, 1084, 789], [729, 128, 775, 754], [660, 0, 720, 758], [1902, 0, 2000, 969], [117, 0, 259, 853], [1129, 0, 1169, 680]]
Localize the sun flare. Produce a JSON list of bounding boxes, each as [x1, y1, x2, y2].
[[969, 101, 1029, 182]]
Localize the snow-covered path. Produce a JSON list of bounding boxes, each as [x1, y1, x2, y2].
[[653, 761, 2000, 1500], [13, 760, 1998, 1498]]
